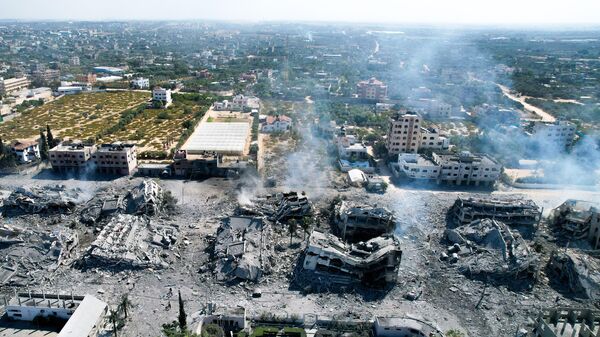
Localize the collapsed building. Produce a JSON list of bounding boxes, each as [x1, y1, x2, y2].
[[302, 230, 402, 288], [549, 249, 600, 300], [213, 216, 272, 282], [549, 200, 600, 247], [529, 307, 600, 337], [444, 219, 539, 283], [450, 196, 542, 226], [237, 191, 312, 223], [126, 179, 164, 216], [81, 214, 173, 269], [334, 201, 395, 242], [2, 185, 82, 215]]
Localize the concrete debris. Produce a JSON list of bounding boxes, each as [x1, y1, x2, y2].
[[2, 185, 82, 215], [334, 201, 395, 242], [82, 214, 171, 269], [529, 307, 600, 337], [548, 250, 600, 300], [444, 219, 539, 284], [302, 229, 402, 288], [237, 191, 312, 223], [126, 179, 164, 216], [212, 216, 272, 282], [549, 199, 600, 242], [450, 195, 542, 226]]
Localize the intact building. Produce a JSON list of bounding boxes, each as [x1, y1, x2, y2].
[[92, 143, 138, 175], [152, 87, 172, 104], [3, 292, 109, 337], [131, 77, 150, 89], [433, 151, 502, 186], [32, 69, 61, 84], [0, 77, 31, 95], [528, 120, 576, 150], [69, 56, 80, 66], [49, 143, 96, 171], [386, 113, 449, 156], [356, 77, 387, 101], [10, 140, 40, 163]]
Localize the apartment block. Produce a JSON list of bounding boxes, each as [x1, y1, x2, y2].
[[92, 143, 138, 175], [529, 120, 576, 150], [356, 77, 387, 101], [433, 151, 502, 186], [0, 76, 31, 95], [49, 143, 96, 171], [386, 113, 449, 156], [152, 87, 172, 104]]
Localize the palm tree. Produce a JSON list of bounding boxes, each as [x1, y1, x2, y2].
[[300, 216, 311, 240], [288, 219, 297, 246], [108, 309, 120, 337], [118, 294, 132, 319]]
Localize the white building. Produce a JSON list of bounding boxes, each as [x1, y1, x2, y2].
[[213, 100, 230, 111], [529, 120, 576, 150], [69, 56, 80, 66], [374, 316, 444, 337], [0, 77, 31, 95], [11, 140, 40, 163], [131, 77, 150, 89], [261, 115, 292, 133], [152, 87, 172, 105], [231, 94, 260, 111], [4, 292, 109, 337], [397, 153, 440, 180], [57, 86, 85, 95]]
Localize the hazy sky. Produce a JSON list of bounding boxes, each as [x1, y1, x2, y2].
[[2, 0, 600, 25]]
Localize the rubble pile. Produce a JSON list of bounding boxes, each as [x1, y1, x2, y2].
[[237, 191, 312, 223], [444, 219, 539, 283], [334, 201, 395, 242], [126, 180, 164, 216], [301, 229, 402, 288], [2, 185, 83, 215], [212, 216, 272, 282], [82, 214, 169, 269], [450, 196, 542, 226], [0, 226, 77, 286], [549, 250, 600, 300]]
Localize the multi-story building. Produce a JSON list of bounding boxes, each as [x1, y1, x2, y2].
[[10, 140, 40, 163], [397, 153, 440, 180], [356, 77, 387, 101], [131, 77, 150, 89], [92, 143, 138, 175], [78, 73, 97, 85], [433, 151, 502, 186], [261, 115, 292, 133], [386, 113, 449, 156], [528, 120, 576, 150], [49, 143, 96, 171], [0, 77, 31, 95], [32, 69, 61, 84], [152, 87, 172, 104], [69, 56, 80, 66], [386, 113, 422, 154]]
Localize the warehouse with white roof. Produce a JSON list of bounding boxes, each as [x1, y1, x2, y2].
[[182, 122, 251, 155]]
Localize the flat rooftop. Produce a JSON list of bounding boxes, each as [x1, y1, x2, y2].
[[182, 122, 250, 155]]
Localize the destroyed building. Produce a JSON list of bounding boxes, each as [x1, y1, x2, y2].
[[450, 196, 542, 226], [302, 230, 402, 288], [529, 307, 600, 337], [2, 185, 82, 215], [549, 249, 600, 301], [334, 201, 395, 242], [549, 200, 600, 247], [444, 218, 539, 283], [237, 191, 312, 223], [213, 216, 272, 282], [126, 179, 164, 216], [81, 214, 171, 269]]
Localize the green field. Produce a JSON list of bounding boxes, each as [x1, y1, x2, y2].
[[0, 91, 149, 141]]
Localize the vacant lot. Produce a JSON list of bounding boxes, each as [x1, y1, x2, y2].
[[0, 91, 149, 141]]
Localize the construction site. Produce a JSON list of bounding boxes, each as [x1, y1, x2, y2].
[[1, 147, 600, 337]]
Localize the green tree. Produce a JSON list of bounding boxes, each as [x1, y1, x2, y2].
[[300, 217, 311, 240], [46, 125, 55, 148], [118, 294, 132, 319], [39, 130, 49, 160], [178, 290, 187, 331], [201, 323, 224, 337], [109, 309, 120, 337], [288, 219, 297, 246]]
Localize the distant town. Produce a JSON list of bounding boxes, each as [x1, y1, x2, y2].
[[0, 20, 599, 337]]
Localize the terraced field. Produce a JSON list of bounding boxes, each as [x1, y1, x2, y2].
[[0, 91, 149, 141]]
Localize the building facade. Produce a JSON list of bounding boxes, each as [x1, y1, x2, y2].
[[386, 113, 449, 156], [0, 77, 31, 95], [356, 77, 387, 101], [261, 115, 292, 133], [433, 151, 502, 186], [529, 120, 576, 150], [152, 87, 172, 104], [92, 143, 138, 175], [11, 140, 40, 163], [397, 153, 440, 180], [49, 143, 96, 171], [131, 77, 150, 89]]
